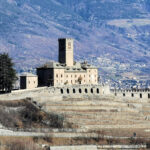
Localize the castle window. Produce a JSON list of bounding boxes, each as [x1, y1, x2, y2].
[[131, 93, 134, 97], [71, 75, 72, 78], [67, 89, 69, 94], [148, 94, 150, 99], [56, 74, 58, 77], [61, 74, 63, 78], [123, 93, 125, 97], [68, 42, 71, 49], [66, 75, 68, 78], [79, 88, 82, 93], [85, 88, 88, 93], [140, 93, 142, 98], [28, 81, 30, 84], [97, 88, 99, 94], [75, 75, 77, 78], [91, 88, 93, 93], [60, 89, 63, 94], [73, 89, 76, 93]]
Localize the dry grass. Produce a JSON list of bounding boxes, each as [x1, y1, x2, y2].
[[0, 99, 65, 129], [0, 137, 41, 150]]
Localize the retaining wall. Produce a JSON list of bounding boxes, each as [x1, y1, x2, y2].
[[111, 89, 150, 101], [49, 145, 147, 150], [0, 85, 110, 101]]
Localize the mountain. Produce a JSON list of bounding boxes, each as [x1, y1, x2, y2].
[[0, 0, 150, 80]]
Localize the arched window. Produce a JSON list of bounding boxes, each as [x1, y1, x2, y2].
[[73, 89, 76, 93], [91, 88, 93, 93], [60, 89, 63, 94], [67, 89, 69, 94], [85, 88, 88, 93], [140, 93, 142, 98], [123, 93, 125, 97], [97, 88, 99, 94], [79, 88, 82, 93], [131, 93, 134, 97]]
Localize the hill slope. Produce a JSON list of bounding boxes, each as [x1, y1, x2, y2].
[[0, 0, 150, 79]]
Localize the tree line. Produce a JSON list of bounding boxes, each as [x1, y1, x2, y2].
[[0, 53, 17, 93]]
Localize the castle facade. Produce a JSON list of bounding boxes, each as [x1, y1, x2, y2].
[[37, 38, 98, 86]]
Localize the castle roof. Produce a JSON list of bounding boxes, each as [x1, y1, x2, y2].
[[37, 61, 97, 71]]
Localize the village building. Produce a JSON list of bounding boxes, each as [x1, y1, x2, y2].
[[37, 38, 98, 87], [20, 73, 38, 89]]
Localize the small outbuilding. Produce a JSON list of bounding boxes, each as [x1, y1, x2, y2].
[[20, 73, 38, 89]]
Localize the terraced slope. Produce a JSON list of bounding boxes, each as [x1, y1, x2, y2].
[[43, 96, 150, 138]]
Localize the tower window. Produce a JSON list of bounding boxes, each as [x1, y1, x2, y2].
[[68, 42, 71, 49]]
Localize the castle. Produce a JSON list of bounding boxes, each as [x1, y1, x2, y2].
[[18, 38, 150, 100], [37, 38, 98, 87]]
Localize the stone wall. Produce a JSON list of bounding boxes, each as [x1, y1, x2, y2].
[[0, 85, 110, 101], [111, 89, 150, 101]]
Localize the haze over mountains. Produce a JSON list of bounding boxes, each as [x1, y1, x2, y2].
[[0, 0, 150, 79]]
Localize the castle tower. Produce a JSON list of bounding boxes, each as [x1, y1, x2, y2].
[[58, 38, 74, 67]]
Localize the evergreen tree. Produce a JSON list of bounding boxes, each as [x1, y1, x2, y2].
[[0, 53, 17, 93]]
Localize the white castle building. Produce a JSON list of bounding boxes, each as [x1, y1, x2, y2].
[[37, 38, 98, 87]]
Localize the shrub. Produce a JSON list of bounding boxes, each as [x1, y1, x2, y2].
[[49, 113, 64, 128]]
